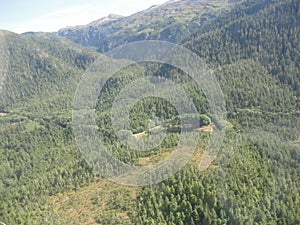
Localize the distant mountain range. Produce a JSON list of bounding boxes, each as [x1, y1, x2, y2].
[[57, 0, 229, 51]]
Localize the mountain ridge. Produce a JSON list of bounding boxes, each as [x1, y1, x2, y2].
[[59, 14, 124, 31], [57, 0, 228, 51]]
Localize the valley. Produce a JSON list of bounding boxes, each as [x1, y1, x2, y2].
[[0, 0, 299, 224]]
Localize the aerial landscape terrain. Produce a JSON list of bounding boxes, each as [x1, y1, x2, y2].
[[0, 0, 299, 224]]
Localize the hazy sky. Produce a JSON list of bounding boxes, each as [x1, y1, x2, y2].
[[0, 0, 168, 33]]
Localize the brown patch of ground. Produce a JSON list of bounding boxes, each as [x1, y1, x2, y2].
[[194, 124, 214, 132], [50, 180, 139, 225], [138, 156, 151, 165], [132, 131, 147, 139], [198, 151, 218, 171]]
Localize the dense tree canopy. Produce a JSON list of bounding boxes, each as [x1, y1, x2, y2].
[[0, 0, 299, 224]]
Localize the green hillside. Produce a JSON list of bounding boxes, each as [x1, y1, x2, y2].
[[133, 0, 300, 223], [0, 0, 299, 224], [0, 32, 99, 224]]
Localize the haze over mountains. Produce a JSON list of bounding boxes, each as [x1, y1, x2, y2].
[[0, 0, 299, 224]]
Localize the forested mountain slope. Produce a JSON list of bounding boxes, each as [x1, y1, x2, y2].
[[185, 0, 300, 96], [132, 0, 300, 223], [181, 0, 300, 139], [0, 31, 96, 110], [0, 31, 99, 224], [0, 0, 299, 224]]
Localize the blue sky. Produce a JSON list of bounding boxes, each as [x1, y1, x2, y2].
[[0, 0, 168, 33]]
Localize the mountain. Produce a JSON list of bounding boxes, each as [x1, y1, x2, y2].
[[57, 14, 124, 50], [132, 1, 300, 223], [0, 0, 299, 224], [0, 31, 100, 224], [58, 0, 229, 52], [0, 32, 97, 110]]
